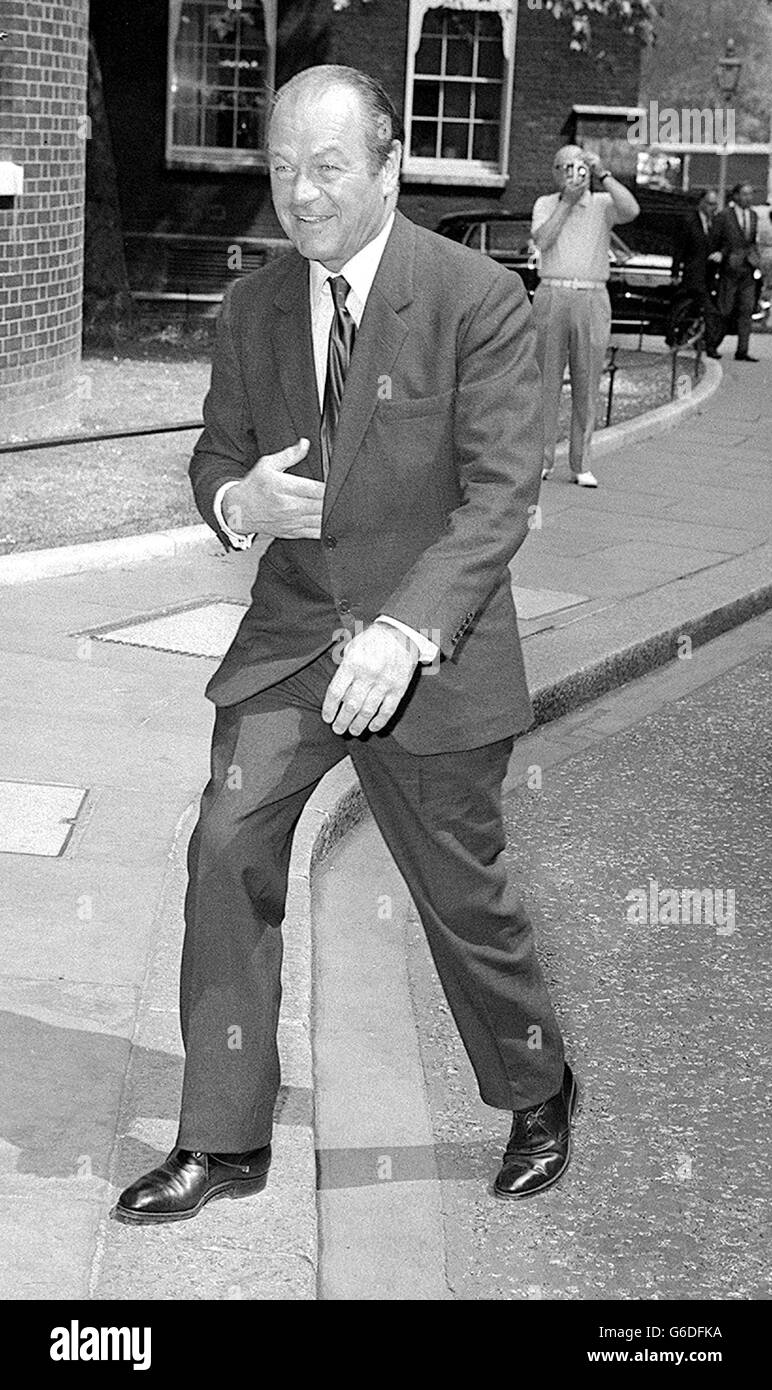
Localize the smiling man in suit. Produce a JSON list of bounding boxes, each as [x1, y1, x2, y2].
[[115, 66, 574, 1225]]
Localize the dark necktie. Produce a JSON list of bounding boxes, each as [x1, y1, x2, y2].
[[320, 275, 356, 480]]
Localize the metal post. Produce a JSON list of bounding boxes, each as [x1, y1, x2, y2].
[[718, 138, 729, 209], [605, 346, 618, 427]]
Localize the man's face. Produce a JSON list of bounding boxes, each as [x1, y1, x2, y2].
[[268, 84, 400, 271], [700, 192, 719, 219], [553, 146, 589, 193], [736, 184, 754, 209]]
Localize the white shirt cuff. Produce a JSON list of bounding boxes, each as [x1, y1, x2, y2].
[[213, 481, 255, 550], [376, 615, 439, 663]]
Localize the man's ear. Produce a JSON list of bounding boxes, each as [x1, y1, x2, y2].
[[383, 140, 403, 197]]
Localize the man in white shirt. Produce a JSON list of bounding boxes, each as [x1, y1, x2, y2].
[[710, 182, 762, 362], [531, 144, 639, 487], [115, 65, 574, 1225]]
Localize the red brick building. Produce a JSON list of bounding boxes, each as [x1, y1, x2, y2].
[[0, 0, 89, 441], [90, 0, 643, 293]]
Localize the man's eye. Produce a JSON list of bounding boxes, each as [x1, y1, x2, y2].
[[319, 164, 340, 173]]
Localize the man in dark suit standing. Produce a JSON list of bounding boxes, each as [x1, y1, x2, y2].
[[711, 182, 762, 361], [115, 66, 574, 1224], [666, 188, 721, 357]]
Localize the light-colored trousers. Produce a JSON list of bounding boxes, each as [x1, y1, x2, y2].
[[532, 283, 611, 475]]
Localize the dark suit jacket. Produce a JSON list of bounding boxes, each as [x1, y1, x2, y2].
[[674, 210, 713, 291], [189, 210, 544, 754], [711, 205, 761, 278]]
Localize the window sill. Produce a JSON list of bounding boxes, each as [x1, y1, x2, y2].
[[166, 150, 269, 173], [401, 162, 508, 189]]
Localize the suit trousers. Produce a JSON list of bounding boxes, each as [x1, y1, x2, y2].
[[532, 283, 611, 475], [667, 283, 722, 352], [715, 270, 757, 356], [176, 649, 565, 1150]]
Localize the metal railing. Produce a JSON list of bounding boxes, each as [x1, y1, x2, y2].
[[0, 419, 203, 456]]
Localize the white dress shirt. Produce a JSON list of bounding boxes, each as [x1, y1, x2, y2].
[[213, 211, 438, 663]]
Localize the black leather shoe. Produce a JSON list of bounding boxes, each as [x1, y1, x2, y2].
[[735, 353, 759, 362], [706, 349, 721, 359], [494, 1064, 577, 1200], [112, 1145, 271, 1224]]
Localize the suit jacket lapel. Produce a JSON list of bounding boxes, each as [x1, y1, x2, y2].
[[273, 253, 322, 450], [322, 212, 415, 522]]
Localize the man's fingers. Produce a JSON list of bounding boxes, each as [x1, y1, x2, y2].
[[278, 474, 325, 500], [321, 667, 354, 726], [362, 694, 400, 734], [262, 437, 311, 471], [332, 683, 384, 736]]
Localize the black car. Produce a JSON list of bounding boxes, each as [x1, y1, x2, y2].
[[435, 209, 675, 336], [436, 209, 771, 340]]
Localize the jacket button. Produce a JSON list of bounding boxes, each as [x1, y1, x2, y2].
[[339, 599, 350, 613], [324, 534, 337, 549]]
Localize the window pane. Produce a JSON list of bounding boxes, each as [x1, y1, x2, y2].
[[411, 120, 439, 157], [487, 220, 531, 252], [173, 104, 200, 146], [474, 82, 501, 121], [443, 83, 470, 120], [477, 14, 500, 41], [445, 38, 473, 77], [415, 35, 442, 74], [472, 123, 499, 162], [441, 121, 470, 159], [477, 37, 503, 79], [413, 80, 440, 118]]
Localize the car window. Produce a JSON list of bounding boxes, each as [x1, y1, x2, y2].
[[487, 220, 532, 255], [463, 224, 482, 250]]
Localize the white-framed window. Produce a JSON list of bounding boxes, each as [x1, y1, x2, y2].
[[166, 0, 277, 170], [402, 0, 517, 186]]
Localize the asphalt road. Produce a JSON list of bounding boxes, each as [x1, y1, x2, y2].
[[314, 612, 771, 1301]]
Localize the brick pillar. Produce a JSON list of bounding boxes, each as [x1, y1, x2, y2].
[[0, 1, 90, 441]]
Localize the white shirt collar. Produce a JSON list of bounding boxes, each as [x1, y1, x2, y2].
[[309, 211, 396, 311]]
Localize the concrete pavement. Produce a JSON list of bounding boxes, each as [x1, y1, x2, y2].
[[0, 341, 770, 1300]]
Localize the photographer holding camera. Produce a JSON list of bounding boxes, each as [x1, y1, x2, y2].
[[531, 145, 639, 488]]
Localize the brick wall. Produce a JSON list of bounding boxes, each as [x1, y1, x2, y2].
[[0, 0, 89, 441]]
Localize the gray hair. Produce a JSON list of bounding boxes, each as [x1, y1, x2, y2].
[[269, 65, 403, 173]]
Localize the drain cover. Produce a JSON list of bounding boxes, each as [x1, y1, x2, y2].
[[90, 601, 247, 658], [0, 782, 87, 857]]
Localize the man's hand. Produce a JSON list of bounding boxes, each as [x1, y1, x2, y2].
[[322, 623, 419, 737], [560, 181, 585, 207], [222, 438, 324, 539], [708, 250, 723, 263]]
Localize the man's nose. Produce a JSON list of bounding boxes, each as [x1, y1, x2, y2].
[[292, 171, 322, 205]]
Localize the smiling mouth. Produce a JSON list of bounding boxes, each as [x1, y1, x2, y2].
[[294, 214, 334, 224]]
